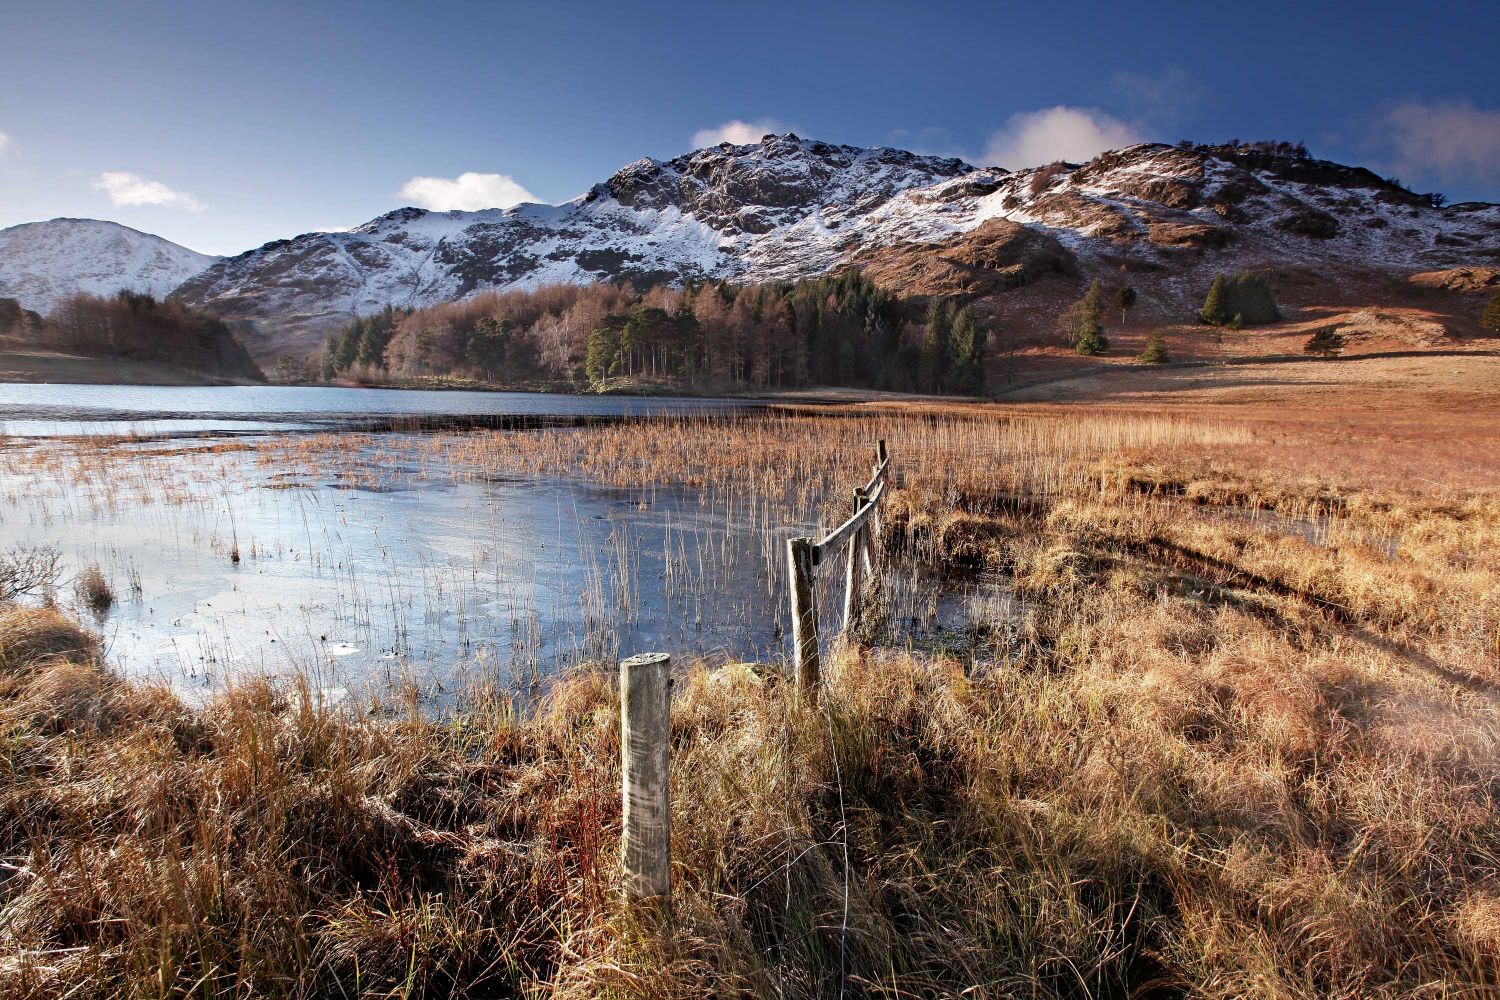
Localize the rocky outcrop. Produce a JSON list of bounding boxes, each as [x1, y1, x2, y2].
[[857, 219, 1076, 297], [1275, 206, 1342, 239], [1409, 267, 1500, 293]]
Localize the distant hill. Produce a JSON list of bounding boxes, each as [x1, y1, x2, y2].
[[0, 218, 219, 315]]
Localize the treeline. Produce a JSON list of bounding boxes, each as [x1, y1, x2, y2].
[[6, 292, 265, 380], [317, 270, 991, 394]]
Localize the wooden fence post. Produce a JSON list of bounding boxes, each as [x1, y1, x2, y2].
[[843, 488, 868, 630], [787, 537, 820, 691], [621, 652, 671, 904]]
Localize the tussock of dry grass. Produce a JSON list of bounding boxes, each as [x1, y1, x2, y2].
[[0, 606, 98, 673], [73, 562, 113, 613]]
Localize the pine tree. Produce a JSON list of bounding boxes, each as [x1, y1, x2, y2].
[[1304, 326, 1345, 358], [273, 354, 302, 383], [1137, 327, 1169, 364], [1114, 285, 1136, 324], [1075, 280, 1109, 356], [585, 318, 624, 386], [1482, 290, 1500, 332], [1201, 274, 1231, 326], [330, 322, 360, 372], [1081, 280, 1104, 327], [465, 317, 511, 378], [919, 298, 952, 391], [356, 310, 395, 370], [948, 306, 987, 394], [1075, 319, 1108, 356]]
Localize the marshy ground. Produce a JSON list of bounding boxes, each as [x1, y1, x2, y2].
[[1, 358, 1498, 997]]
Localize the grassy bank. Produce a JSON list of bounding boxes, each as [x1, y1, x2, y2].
[[3, 392, 1499, 997], [0, 349, 262, 387]]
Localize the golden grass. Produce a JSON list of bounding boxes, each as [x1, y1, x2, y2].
[[73, 562, 113, 614], [2, 618, 1496, 996]]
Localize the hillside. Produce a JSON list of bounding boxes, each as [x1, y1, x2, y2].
[[0, 219, 219, 315]]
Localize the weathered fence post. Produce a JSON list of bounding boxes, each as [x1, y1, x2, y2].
[[871, 439, 888, 542], [787, 537, 820, 691], [843, 487, 868, 629], [621, 652, 671, 904]]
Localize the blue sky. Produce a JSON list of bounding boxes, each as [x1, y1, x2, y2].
[[1, 0, 1495, 255]]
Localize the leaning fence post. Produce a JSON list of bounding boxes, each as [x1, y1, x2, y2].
[[787, 537, 820, 691], [842, 488, 868, 630], [621, 652, 671, 904]]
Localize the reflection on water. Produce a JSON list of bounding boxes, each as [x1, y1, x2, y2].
[[0, 419, 318, 437], [0, 383, 759, 435]]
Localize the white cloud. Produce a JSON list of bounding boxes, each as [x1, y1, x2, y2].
[[691, 118, 787, 149], [1381, 99, 1500, 189], [93, 171, 204, 211], [398, 172, 537, 212], [0, 130, 9, 153], [982, 106, 1144, 169]]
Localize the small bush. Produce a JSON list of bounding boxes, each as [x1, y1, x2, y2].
[[1137, 328, 1170, 364], [1304, 326, 1345, 358], [1482, 290, 1500, 333], [0, 543, 61, 602], [1029, 161, 1069, 196]]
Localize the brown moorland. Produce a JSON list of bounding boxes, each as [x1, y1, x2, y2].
[[1, 351, 1498, 998]]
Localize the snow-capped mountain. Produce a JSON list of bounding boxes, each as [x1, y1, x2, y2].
[[5, 136, 1495, 359], [174, 135, 1499, 356], [174, 136, 973, 355], [0, 219, 220, 314]]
